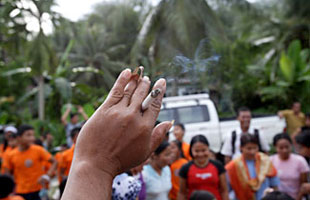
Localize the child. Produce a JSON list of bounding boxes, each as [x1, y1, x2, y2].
[[2, 125, 57, 200], [169, 140, 188, 200]]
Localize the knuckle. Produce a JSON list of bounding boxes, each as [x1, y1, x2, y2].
[[150, 99, 162, 112], [123, 90, 132, 99], [111, 89, 123, 99]]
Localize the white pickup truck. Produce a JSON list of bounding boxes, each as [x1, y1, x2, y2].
[[158, 94, 286, 153]]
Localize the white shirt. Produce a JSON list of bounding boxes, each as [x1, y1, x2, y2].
[[221, 126, 270, 159], [142, 165, 171, 200]]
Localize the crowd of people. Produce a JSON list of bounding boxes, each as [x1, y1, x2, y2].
[[0, 69, 309, 200]]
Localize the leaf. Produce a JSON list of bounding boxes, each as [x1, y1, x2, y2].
[[1, 67, 32, 76], [279, 52, 294, 83]]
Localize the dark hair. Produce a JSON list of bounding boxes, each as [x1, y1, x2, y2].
[[17, 124, 34, 136], [237, 107, 251, 116], [306, 113, 310, 118], [154, 141, 170, 155], [171, 140, 185, 158], [70, 113, 78, 119], [70, 127, 81, 139], [189, 135, 209, 158], [0, 174, 15, 198], [175, 123, 185, 131], [262, 191, 294, 200], [34, 139, 43, 146], [189, 190, 215, 200], [295, 130, 310, 147], [273, 133, 292, 146], [240, 134, 258, 147]]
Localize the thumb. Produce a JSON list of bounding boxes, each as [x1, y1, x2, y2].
[[150, 121, 173, 153]]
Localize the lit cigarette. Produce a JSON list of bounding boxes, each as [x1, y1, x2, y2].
[[142, 88, 161, 111]]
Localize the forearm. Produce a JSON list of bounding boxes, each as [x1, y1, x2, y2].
[[47, 160, 58, 177], [80, 111, 89, 121], [61, 160, 113, 200], [61, 108, 71, 124]]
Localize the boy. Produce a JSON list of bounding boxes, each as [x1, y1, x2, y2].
[[59, 127, 80, 179], [2, 125, 57, 200]]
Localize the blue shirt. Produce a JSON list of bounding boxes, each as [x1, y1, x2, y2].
[[142, 165, 172, 200]]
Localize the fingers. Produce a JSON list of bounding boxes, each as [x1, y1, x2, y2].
[[119, 78, 138, 106], [143, 78, 166, 122], [130, 76, 151, 110], [103, 69, 132, 108], [150, 121, 173, 153]]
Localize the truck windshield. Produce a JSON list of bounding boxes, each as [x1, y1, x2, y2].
[[158, 105, 210, 124]]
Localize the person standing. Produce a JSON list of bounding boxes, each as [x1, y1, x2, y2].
[[59, 127, 80, 179], [173, 124, 191, 160], [142, 141, 172, 200], [226, 134, 279, 200], [178, 135, 228, 200], [2, 125, 57, 200], [61, 105, 88, 147], [278, 102, 305, 135], [270, 133, 309, 199], [169, 140, 188, 200], [221, 107, 270, 164]]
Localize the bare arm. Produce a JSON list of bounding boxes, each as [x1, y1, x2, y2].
[[177, 177, 187, 200], [47, 157, 57, 178], [61, 106, 71, 126], [78, 106, 89, 121], [61, 68, 171, 200], [219, 173, 229, 200], [297, 183, 310, 200], [224, 156, 232, 165]]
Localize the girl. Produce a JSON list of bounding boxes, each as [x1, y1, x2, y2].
[[178, 135, 228, 200], [142, 141, 172, 200], [226, 134, 279, 200], [169, 140, 188, 200], [270, 133, 309, 199]]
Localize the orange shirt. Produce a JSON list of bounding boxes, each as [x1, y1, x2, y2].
[[2, 145, 52, 194], [59, 145, 75, 176], [169, 158, 188, 200], [0, 144, 12, 159], [1, 147, 15, 173], [182, 142, 192, 160], [0, 196, 25, 200], [54, 151, 63, 182]]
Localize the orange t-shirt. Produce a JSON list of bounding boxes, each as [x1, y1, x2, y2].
[[54, 151, 63, 182], [0, 144, 12, 159], [182, 142, 192, 160], [0, 195, 25, 200], [59, 145, 75, 176], [2, 145, 52, 194], [1, 147, 15, 173], [169, 158, 188, 200]]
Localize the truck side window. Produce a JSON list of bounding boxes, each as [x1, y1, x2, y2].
[[158, 109, 174, 122], [177, 105, 210, 124]]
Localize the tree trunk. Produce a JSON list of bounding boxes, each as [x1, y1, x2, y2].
[[38, 75, 45, 120]]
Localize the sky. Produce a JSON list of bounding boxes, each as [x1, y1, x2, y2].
[[54, 0, 161, 22]]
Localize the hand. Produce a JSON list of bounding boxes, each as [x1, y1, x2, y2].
[[38, 174, 50, 187], [73, 69, 172, 177], [77, 105, 84, 114]]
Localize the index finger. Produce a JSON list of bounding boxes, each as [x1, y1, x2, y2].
[[102, 69, 132, 108], [143, 78, 166, 123]]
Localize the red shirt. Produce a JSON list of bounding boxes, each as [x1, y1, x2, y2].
[[179, 160, 225, 200]]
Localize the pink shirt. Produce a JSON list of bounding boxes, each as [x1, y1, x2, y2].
[[270, 154, 309, 199]]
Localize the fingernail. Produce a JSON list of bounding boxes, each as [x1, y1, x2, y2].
[[157, 78, 166, 87], [143, 76, 149, 81], [123, 68, 131, 78]]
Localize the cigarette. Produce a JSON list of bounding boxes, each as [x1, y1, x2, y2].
[[142, 88, 161, 111]]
